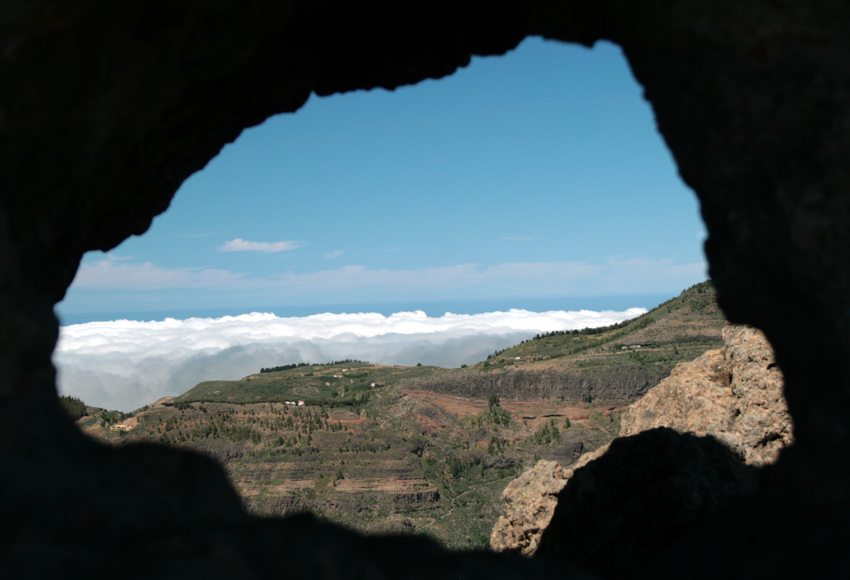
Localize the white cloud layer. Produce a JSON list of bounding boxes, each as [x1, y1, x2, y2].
[[53, 307, 645, 412], [219, 239, 304, 253]]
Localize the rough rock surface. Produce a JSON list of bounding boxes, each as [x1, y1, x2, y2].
[[3, 2, 850, 579], [490, 447, 609, 556], [621, 325, 792, 466], [492, 325, 789, 561], [490, 460, 570, 555]]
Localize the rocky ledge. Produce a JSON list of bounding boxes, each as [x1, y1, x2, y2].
[[490, 324, 792, 565]]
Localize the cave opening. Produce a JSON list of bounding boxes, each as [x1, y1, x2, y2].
[[5, 2, 849, 577], [54, 38, 708, 413]]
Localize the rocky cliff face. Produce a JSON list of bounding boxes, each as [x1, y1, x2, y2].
[[621, 325, 792, 466], [491, 325, 790, 561], [410, 368, 668, 404]]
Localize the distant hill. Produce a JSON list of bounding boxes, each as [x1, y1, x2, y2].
[[77, 281, 725, 549], [408, 280, 724, 401], [175, 359, 443, 406]]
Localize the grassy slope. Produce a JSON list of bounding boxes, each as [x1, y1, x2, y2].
[[176, 361, 442, 405], [402, 281, 724, 402], [471, 280, 723, 374], [77, 281, 725, 549]]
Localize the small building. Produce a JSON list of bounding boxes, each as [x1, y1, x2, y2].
[[110, 417, 137, 432], [297, 400, 305, 406]]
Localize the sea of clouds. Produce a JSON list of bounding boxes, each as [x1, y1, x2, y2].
[[53, 307, 646, 412]]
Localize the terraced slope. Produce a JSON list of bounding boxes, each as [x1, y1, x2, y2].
[[81, 389, 612, 548]]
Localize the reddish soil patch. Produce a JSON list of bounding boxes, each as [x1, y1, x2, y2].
[[335, 477, 430, 492], [402, 390, 627, 430], [403, 390, 487, 417], [337, 416, 366, 425]]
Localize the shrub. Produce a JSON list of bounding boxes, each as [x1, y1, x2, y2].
[[59, 396, 86, 420], [527, 419, 561, 445], [481, 394, 511, 426]]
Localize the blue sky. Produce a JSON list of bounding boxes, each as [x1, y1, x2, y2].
[[57, 37, 707, 324]]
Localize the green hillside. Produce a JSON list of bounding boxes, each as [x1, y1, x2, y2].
[[404, 281, 724, 402], [176, 360, 442, 406], [475, 280, 721, 370]]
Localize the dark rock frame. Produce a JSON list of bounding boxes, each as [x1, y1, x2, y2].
[[2, 1, 848, 578]]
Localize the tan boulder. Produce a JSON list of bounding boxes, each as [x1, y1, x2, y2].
[[621, 325, 792, 466], [489, 460, 570, 555]]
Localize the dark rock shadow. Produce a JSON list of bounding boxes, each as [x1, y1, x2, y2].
[[535, 428, 760, 579]]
